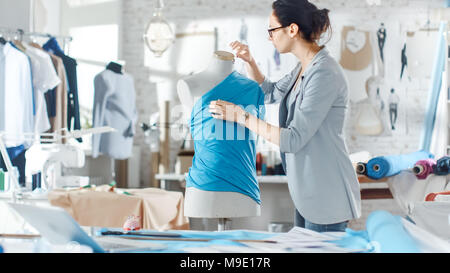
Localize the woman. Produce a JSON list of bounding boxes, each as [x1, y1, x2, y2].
[[209, 0, 361, 232]]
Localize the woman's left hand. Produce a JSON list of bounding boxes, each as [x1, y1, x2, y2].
[[209, 100, 245, 124]]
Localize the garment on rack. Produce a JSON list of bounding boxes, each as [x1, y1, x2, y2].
[[43, 38, 81, 142], [22, 43, 61, 134], [46, 53, 68, 136], [0, 42, 34, 148], [186, 71, 265, 204], [92, 69, 138, 159], [0, 145, 27, 187]]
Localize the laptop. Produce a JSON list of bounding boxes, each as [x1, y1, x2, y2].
[[9, 203, 167, 253]]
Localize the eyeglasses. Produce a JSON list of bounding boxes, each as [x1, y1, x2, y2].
[[267, 26, 286, 38]]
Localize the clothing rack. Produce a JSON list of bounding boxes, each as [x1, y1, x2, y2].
[[0, 27, 73, 53]]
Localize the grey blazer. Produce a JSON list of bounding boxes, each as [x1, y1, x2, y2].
[[260, 47, 361, 224]]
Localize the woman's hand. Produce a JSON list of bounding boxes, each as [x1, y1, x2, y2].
[[209, 100, 246, 125], [229, 41, 254, 64]]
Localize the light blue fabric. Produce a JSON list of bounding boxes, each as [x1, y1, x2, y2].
[[366, 150, 434, 180], [333, 211, 420, 253], [419, 22, 447, 152], [97, 228, 275, 253], [185, 71, 265, 204]]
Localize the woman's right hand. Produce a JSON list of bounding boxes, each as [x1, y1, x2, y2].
[[229, 41, 253, 64]]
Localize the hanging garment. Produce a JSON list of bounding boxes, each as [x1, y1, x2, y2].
[[46, 53, 68, 136], [92, 69, 138, 159], [185, 71, 265, 204], [43, 38, 81, 141], [0, 43, 34, 148], [0, 145, 27, 187], [22, 43, 61, 134]]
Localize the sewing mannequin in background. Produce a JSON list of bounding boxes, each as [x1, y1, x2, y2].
[[177, 51, 261, 230]]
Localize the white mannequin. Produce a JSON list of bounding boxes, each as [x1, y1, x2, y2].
[[177, 51, 261, 229]]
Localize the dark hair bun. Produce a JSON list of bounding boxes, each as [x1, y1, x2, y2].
[[272, 0, 332, 43]]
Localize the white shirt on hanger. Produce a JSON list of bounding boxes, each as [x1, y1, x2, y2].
[[0, 43, 34, 147], [23, 43, 61, 134]]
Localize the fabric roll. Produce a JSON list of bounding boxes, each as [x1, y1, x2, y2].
[[356, 162, 367, 175], [366, 150, 434, 179], [433, 156, 450, 175], [413, 158, 437, 180]]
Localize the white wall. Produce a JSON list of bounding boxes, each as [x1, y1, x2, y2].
[[0, 0, 32, 31]]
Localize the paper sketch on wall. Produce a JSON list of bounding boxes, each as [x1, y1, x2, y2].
[[377, 23, 386, 63], [354, 76, 391, 136], [400, 43, 408, 80], [340, 26, 372, 71], [388, 88, 400, 130], [405, 30, 438, 79], [340, 26, 374, 103]]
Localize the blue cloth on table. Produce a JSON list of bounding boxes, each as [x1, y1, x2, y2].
[[185, 71, 265, 204], [97, 228, 276, 253], [365, 150, 434, 179], [332, 211, 420, 253]]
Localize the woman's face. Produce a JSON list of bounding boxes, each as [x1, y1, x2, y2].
[[268, 11, 294, 54]]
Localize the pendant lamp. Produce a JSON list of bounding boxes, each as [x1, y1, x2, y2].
[[143, 0, 175, 57]]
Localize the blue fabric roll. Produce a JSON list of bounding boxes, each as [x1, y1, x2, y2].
[[186, 71, 265, 204], [366, 150, 434, 179], [333, 211, 420, 253]]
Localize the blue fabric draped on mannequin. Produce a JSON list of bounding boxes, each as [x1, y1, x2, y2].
[[185, 71, 265, 204]]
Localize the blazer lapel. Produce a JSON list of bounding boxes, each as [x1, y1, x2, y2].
[[279, 64, 302, 127]]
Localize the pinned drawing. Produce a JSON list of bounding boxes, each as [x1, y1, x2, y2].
[[388, 88, 400, 130], [339, 26, 372, 71], [377, 23, 386, 63], [400, 43, 408, 80], [354, 76, 389, 136]]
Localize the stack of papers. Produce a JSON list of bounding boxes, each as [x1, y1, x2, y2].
[[243, 227, 366, 253]]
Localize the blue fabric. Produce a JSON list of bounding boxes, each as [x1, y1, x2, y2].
[[97, 228, 276, 253], [333, 211, 420, 253], [419, 22, 447, 152], [186, 71, 265, 204], [43, 37, 64, 55], [366, 150, 434, 179], [0, 145, 27, 186]]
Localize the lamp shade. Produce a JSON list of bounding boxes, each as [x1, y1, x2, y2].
[[143, 0, 175, 57]]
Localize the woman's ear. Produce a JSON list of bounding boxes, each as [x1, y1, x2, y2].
[[288, 23, 299, 38]]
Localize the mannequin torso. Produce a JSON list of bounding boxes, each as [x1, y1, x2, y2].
[[177, 51, 261, 218]]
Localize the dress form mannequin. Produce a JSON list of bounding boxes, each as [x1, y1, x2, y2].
[[177, 51, 261, 230]]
